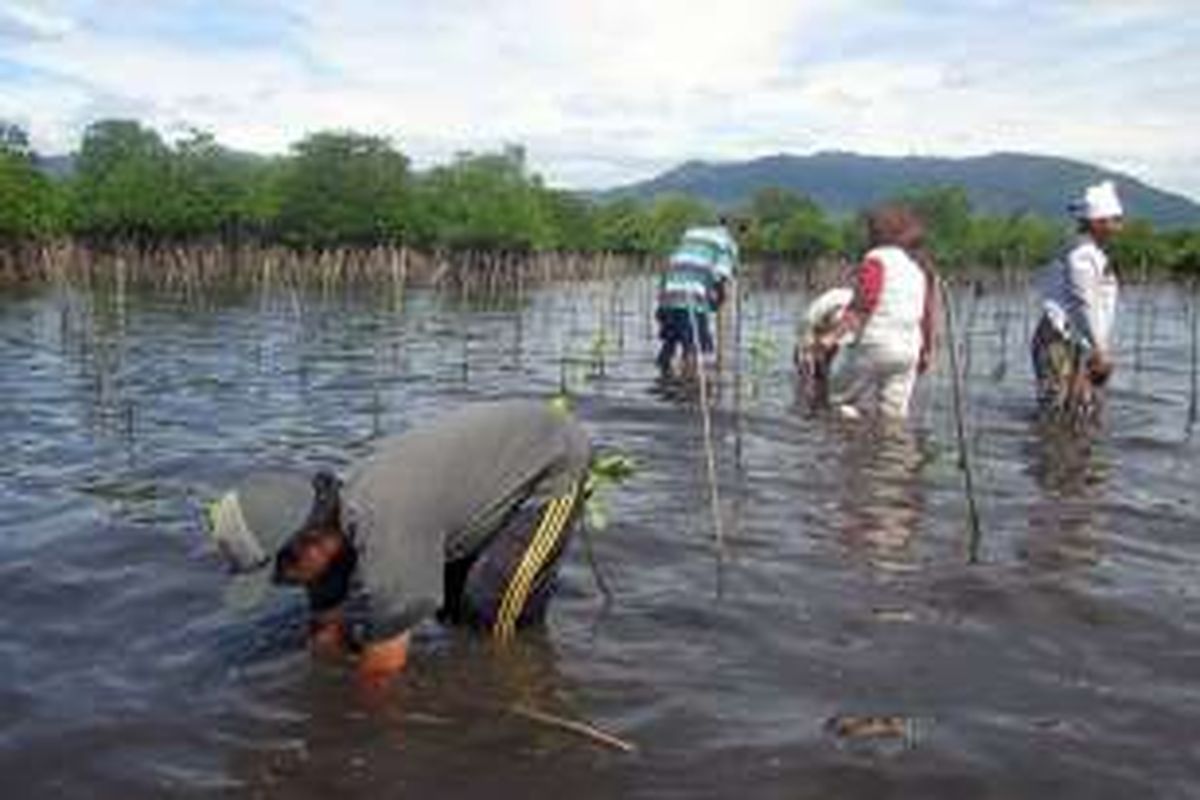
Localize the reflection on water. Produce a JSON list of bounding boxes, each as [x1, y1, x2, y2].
[[1021, 423, 1111, 572], [220, 632, 606, 798], [3, 280, 1200, 799], [836, 423, 928, 573]]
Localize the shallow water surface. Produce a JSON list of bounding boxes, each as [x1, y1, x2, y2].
[[1, 279, 1198, 799]]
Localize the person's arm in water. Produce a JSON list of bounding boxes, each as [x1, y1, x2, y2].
[[308, 609, 411, 690], [710, 276, 727, 311], [309, 609, 348, 658], [358, 631, 411, 686], [1066, 247, 1113, 386], [309, 610, 411, 686], [654, 271, 668, 325], [280, 525, 412, 686]]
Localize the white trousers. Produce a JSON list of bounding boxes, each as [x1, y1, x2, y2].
[[830, 344, 920, 419]]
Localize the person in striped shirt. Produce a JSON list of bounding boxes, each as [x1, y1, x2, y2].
[[655, 220, 739, 377]]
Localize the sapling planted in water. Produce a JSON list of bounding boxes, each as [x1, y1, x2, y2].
[[746, 331, 779, 400], [588, 329, 610, 378]]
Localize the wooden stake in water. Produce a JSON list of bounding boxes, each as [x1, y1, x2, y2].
[[940, 278, 984, 563], [689, 308, 727, 563], [732, 276, 745, 473], [1189, 280, 1199, 433]]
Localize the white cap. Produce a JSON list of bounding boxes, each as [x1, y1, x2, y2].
[[1071, 180, 1123, 221], [205, 471, 316, 611]]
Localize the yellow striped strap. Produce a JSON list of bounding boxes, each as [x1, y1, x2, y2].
[[493, 492, 576, 640]]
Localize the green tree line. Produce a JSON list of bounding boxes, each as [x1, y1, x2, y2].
[[3, 118, 1199, 275]]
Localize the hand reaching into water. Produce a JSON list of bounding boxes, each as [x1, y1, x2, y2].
[[917, 347, 932, 375], [1087, 351, 1113, 387], [308, 612, 347, 660], [356, 632, 411, 694]]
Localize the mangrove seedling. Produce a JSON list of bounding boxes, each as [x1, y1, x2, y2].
[[746, 331, 779, 400], [588, 329, 611, 378], [583, 452, 637, 532]]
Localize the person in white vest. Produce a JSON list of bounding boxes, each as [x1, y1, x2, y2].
[[1031, 180, 1124, 415], [813, 205, 938, 419]]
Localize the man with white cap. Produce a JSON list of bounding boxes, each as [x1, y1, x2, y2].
[[207, 399, 591, 686], [1031, 180, 1124, 415]]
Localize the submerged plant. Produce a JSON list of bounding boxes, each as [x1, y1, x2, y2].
[[746, 331, 780, 399], [588, 329, 611, 378]]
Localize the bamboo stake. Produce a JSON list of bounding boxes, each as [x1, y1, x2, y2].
[[1189, 280, 1198, 433], [389, 246, 404, 311], [940, 278, 984, 563], [991, 261, 1011, 382], [732, 276, 745, 472], [689, 307, 727, 563], [1134, 275, 1148, 377], [508, 704, 637, 754], [0, 243, 663, 292]]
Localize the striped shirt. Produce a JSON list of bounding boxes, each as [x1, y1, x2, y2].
[[658, 262, 717, 312], [670, 226, 738, 282]]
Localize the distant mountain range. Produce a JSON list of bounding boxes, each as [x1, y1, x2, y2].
[[33, 154, 75, 179], [598, 151, 1200, 229], [36, 149, 1200, 229]]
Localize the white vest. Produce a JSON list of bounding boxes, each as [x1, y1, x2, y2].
[[1037, 236, 1118, 352], [858, 246, 927, 360]]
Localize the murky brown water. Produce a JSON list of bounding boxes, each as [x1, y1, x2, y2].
[[2, 277, 1198, 799]]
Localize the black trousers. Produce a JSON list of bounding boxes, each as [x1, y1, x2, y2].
[[656, 307, 714, 372], [440, 481, 584, 639]]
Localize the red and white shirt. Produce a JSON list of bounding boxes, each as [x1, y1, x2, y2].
[[853, 246, 931, 362]]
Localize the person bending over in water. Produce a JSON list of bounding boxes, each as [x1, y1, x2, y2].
[[794, 286, 854, 412], [655, 220, 739, 378], [813, 205, 938, 420], [1031, 180, 1124, 418], [208, 400, 590, 687]]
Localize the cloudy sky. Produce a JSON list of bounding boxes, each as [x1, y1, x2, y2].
[[1, 0, 1197, 197]]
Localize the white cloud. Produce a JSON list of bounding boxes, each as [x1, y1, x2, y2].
[[2, 0, 1198, 199], [0, 1, 75, 40]]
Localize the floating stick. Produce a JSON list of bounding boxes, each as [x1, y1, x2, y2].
[[939, 278, 984, 563], [509, 704, 637, 753]]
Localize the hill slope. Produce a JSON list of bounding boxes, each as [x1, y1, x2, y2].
[[600, 152, 1200, 228]]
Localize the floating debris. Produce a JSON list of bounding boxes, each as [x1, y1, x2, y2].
[[870, 607, 916, 623], [509, 704, 638, 754], [825, 714, 917, 754]]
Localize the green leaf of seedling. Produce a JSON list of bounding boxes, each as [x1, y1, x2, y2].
[[582, 451, 636, 532], [589, 329, 609, 357], [589, 453, 636, 483], [203, 499, 220, 534], [548, 393, 574, 417], [584, 496, 609, 531]]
